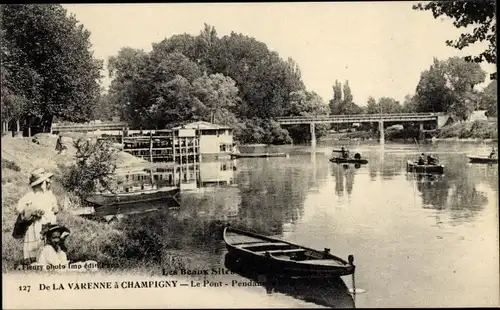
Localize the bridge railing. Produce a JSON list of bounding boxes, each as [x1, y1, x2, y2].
[[51, 122, 129, 133], [275, 112, 444, 123]]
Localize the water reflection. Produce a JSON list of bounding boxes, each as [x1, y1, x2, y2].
[[119, 160, 237, 191], [331, 164, 359, 196], [405, 156, 489, 223], [224, 254, 355, 308], [75, 142, 498, 307]]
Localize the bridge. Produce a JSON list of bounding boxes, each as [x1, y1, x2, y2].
[[51, 121, 129, 134], [275, 112, 450, 146]]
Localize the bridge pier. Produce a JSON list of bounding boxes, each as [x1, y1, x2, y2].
[[310, 122, 316, 148], [419, 123, 424, 141], [378, 120, 384, 143]]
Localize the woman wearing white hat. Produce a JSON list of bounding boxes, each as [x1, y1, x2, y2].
[[15, 168, 59, 264]]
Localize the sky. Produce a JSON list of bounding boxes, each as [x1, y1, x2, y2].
[[63, 2, 496, 106]]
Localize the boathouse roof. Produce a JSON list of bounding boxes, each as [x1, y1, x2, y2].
[[173, 121, 232, 130]]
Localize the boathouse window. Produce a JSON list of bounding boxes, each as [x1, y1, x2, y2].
[[201, 130, 217, 135]]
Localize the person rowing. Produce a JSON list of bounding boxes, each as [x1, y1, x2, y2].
[[489, 147, 496, 159], [340, 146, 350, 159], [417, 153, 426, 165]]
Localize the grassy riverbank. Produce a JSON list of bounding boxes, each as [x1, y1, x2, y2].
[[435, 120, 497, 140], [1, 135, 193, 272]]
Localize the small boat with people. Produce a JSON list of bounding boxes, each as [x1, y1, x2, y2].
[[467, 147, 497, 164], [223, 225, 355, 279], [407, 152, 444, 174], [85, 186, 180, 207], [330, 146, 368, 164], [467, 156, 498, 164], [330, 157, 368, 164]]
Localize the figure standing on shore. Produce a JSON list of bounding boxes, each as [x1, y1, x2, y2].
[[15, 168, 59, 264]]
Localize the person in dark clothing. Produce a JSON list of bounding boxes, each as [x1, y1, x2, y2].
[[489, 147, 496, 159], [417, 153, 425, 165], [427, 154, 438, 165], [340, 146, 349, 159]]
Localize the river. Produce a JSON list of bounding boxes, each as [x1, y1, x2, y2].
[[94, 140, 499, 308]]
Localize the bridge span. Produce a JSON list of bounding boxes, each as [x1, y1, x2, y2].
[[275, 112, 449, 146]]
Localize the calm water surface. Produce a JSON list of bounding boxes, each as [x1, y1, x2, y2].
[[98, 141, 499, 308]]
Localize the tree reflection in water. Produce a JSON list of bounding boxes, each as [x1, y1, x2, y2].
[[234, 156, 329, 235]]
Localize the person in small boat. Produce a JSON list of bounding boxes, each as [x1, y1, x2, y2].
[[489, 147, 496, 159], [340, 146, 350, 159], [417, 153, 426, 165], [427, 154, 438, 165]]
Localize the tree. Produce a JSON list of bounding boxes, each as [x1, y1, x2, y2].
[[329, 80, 343, 115], [93, 92, 119, 121], [107, 25, 325, 143], [365, 96, 379, 114], [402, 94, 418, 113], [414, 57, 485, 120], [478, 81, 497, 117], [378, 97, 402, 114], [61, 138, 118, 199], [342, 81, 353, 106], [191, 73, 240, 125], [1, 4, 103, 131], [443, 57, 485, 120], [413, 1, 496, 79], [108, 47, 151, 127]]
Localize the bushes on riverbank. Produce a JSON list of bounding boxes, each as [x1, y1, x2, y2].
[[437, 120, 498, 140]]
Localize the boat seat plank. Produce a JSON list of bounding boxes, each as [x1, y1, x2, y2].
[[299, 259, 346, 266], [232, 241, 274, 246], [241, 242, 290, 248], [258, 248, 306, 254]]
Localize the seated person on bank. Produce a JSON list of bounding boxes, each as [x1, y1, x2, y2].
[[36, 224, 70, 270], [31, 224, 100, 272]]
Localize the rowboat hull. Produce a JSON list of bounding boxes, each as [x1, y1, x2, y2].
[[467, 156, 498, 164], [85, 187, 180, 207], [223, 226, 355, 279], [230, 152, 288, 158], [406, 161, 444, 174], [330, 157, 368, 164]]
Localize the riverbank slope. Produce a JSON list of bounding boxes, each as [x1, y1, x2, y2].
[[1, 135, 150, 271]]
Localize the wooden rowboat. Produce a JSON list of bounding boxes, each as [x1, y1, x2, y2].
[[329, 157, 368, 164], [85, 186, 180, 207], [223, 226, 355, 279], [229, 152, 288, 159], [467, 156, 498, 164], [406, 160, 444, 174]]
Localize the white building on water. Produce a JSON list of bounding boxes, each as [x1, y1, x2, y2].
[[173, 121, 234, 159]]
